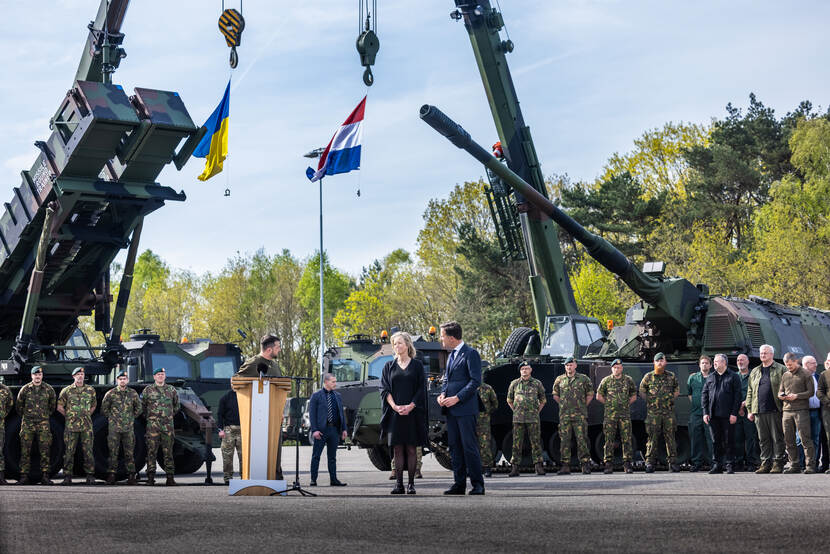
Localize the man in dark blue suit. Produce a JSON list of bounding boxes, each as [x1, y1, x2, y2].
[[308, 373, 348, 486], [438, 321, 484, 495]]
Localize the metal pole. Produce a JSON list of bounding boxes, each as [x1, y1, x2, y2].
[[318, 176, 325, 385]]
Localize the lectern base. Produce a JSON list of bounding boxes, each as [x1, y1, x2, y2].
[[229, 479, 287, 496]]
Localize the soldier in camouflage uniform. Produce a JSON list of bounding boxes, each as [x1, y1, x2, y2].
[[141, 367, 180, 486], [0, 381, 12, 485], [101, 370, 142, 485], [477, 381, 498, 477], [640, 352, 680, 473], [596, 359, 638, 474], [57, 367, 97, 485], [507, 363, 546, 476], [553, 356, 594, 475], [17, 366, 56, 485]]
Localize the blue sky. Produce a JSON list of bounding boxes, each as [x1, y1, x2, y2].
[[2, 0, 829, 277]]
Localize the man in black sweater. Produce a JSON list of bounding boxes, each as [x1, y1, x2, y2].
[[218, 389, 242, 484], [702, 353, 742, 474]]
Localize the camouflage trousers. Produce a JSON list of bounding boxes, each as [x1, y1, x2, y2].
[[64, 429, 94, 474], [146, 421, 174, 475], [391, 447, 423, 471], [221, 425, 243, 480], [477, 415, 494, 468], [645, 412, 676, 464], [0, 423, 5, 471], [108, 429, 136, 473], [603, 417, 633, 463], [559, 416, 590, 464], [20, 421, 51, 474], [512, 421, 544, 465]]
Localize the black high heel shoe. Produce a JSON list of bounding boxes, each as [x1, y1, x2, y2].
[[391, 483, 405, 494]]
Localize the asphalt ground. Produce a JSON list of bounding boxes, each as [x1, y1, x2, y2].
[[2, 446, 829, 553]]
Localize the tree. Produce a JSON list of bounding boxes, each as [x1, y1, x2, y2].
[[296, 251, 354, 354]]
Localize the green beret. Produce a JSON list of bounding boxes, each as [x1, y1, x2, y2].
[[611, 359, 622, 366], [563, 356, 575, 364], [653, 352, 666, 361], [116, 370, 128, 378], [30, 366, 43, 374], [71, 367, 84, 376], [152, 367, 166, 375]]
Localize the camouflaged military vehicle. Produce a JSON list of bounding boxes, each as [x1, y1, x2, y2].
[[325, 331, 456, 471], [0, 0, 236, 481], [416, 2, 830, 469]]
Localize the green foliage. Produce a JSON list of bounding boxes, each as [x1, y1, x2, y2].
[[570, 258, 634, 328], [296, 251, 354, 352]]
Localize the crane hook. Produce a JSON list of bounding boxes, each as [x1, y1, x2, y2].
[[356, 17, 379, 86]]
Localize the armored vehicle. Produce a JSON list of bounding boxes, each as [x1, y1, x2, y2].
[[0, 0, 228, 481], [324, 331, 455, 471]]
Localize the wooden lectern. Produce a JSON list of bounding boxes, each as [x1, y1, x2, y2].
[[228, 375, 291, 496]]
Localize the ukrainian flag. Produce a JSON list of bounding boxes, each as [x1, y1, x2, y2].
[[193, 81, 230, 181]]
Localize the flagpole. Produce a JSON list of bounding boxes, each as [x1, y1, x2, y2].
[[318, 175, 325, 385]]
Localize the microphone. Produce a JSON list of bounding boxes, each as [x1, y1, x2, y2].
[[257, 362, 268, 379]]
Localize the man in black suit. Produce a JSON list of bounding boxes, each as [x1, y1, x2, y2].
[[437, 321, 484, 495], [308, 373, 348, 486]]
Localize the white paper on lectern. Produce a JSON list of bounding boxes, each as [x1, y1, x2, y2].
[[249, 379, 271, 480]]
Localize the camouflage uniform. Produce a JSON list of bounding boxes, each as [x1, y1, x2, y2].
[[507, 377, 546, 464], [17, 381, 56, 474], [640, 370, 679, 464], [553, 372, 593, 464], [142, 383, 180, 475], [477, 383, 498, 468], [101, 386, 142, 473], [597, 374, 637, 463], [57, 384, 97, 475], [0, 384, 12, 472], [220, 426, 242, 481]]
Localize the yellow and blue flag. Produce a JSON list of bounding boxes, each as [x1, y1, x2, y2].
[[193, 81, 230, 181]]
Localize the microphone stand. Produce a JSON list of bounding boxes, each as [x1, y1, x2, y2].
[[272, 375, 315, 497]]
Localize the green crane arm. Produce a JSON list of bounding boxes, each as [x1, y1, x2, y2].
[[75, 0, 131, 83], [452, 1, 579, 331]]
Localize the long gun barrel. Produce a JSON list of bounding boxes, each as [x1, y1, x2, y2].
[[419, 104, 702, 330]]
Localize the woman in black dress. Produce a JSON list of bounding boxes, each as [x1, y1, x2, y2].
[[380, 331, 428, 494]]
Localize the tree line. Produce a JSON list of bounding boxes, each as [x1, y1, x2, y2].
[[81, 94, 830, 376]]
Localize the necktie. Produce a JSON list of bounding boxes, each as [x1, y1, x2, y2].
[[448, 349, 456, 369], [326, 391, 335, 422]]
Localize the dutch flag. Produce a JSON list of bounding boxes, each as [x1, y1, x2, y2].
[[306, 96, 366, 182]]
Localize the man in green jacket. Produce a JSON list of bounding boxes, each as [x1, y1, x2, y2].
[[687, 356, 714, 471], [745, 344, 786, 473]]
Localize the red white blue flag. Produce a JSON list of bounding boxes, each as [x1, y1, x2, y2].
[[306, 96, 366, 182]]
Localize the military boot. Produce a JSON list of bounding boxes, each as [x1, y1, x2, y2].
[[127, 473, 138, 486], [509, 465, 520, 477], [603, 462, 613, 474], [146, 473, 155, 486], [166, 474, 177, 486], [0, 471, 7, 485], [535, 463, 546, 476], [623, 462, 634, 474], [557, 464, 570, 475], [18, 475, 30, 485], [803, 466, 816, 474], [783, 464, 802, 474], [483, 467, 492, 478], [61, 474, 72, 486], [415, 469, 423, 479], [769, 461, 784, 474], [755, 462, 772, 474], [582, 462, 591, 475], [40, 474, 53, 486], [644, 463, 655, 473], [106, 473, 116, 485], [388, 470, 396, 480], [86, 474, 96, 485]]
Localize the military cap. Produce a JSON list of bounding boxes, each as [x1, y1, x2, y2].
[[71, 367, 84, 376], [611, 358, 623, 366], [30, 366, 43, 374], [563, 356, 575, 364], [116, 369, 128, 378], [653, 352, 666, 361], [152, 367, 166, 375]]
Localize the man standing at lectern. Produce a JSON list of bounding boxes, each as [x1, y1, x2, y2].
[[236, 334, 283, 377], [308, 373, 348, 486]]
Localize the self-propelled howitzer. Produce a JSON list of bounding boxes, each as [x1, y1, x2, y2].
[[420, 104, 830, 363]]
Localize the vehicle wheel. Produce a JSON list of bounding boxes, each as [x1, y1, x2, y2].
[[174, 449, 205, 475], [433, 447, 454, 471], [502, 327, 540, 357], [366, 445, 391, 471]]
